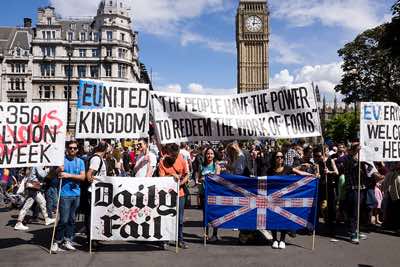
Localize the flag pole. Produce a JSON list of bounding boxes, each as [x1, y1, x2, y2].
[[312, 173, 320, 251], [89, 182, 94, 254], [176, 180, 179, 254], [356, 155, 361, 243], [312, 230, 316, 251], [49, 176, 63, 254]]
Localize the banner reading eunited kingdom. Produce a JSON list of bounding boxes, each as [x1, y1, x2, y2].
[[204, 174, 319, 231]]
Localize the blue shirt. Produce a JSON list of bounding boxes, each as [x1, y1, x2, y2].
[[61, 156, 85, 197]]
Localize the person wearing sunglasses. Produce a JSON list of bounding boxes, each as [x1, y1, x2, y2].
[[51, 141, 86, 253], [267, 151, 313, 250], [134, 138, 157, 177]]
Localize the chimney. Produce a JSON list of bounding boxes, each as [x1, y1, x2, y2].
[[24, 18, 32, 28]]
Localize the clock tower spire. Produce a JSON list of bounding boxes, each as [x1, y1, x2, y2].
[[236, 0, 270, 93]]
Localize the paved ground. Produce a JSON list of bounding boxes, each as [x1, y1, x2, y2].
[[0, 206, 399, 267]]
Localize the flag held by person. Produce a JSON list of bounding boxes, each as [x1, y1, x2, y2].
[[204, 173, 319, 231]]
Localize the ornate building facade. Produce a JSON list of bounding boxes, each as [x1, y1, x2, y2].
[[0, 0, 151, 131], [236, 0, 269, 93]]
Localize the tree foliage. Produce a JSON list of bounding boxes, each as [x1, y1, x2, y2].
[[325, 112, 358, 143], [335, 3, 400, 104]]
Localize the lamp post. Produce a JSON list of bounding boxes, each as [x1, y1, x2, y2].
[[66, 43, 73, 133]]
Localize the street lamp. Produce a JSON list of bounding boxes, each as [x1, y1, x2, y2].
[[66, 43, 73, 133]]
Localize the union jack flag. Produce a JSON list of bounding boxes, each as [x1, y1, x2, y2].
[[204, 173, 319, 230]]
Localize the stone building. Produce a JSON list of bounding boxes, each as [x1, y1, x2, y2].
[[0, 0, 151, 132], [0, 19, 33, 103], [236, 0, 269, 93]]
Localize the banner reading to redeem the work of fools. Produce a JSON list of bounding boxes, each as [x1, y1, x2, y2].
[[0, 102, 67, 168], [76, 79, 150, 139], [151, 86, 321, 143], [91, 176, 178, 242], [360, 102, 400, 161]]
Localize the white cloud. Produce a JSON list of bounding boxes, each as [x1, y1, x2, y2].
[[50, 0, 227, 35], [270, 62, 344, 101], [156, 83, 235, 95], [157, 84, 182, 93], [270, 34, 303, 65], [270, 0, 387, 32], [180, 31, 235, 54]]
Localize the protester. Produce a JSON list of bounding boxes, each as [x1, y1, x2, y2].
[[134, 138, 157, 177], [158, 143, 190, 249], [382, 162, 400, 232], [14, 167, 56, 230], [267, 150, 313, 249], [197, 147, 221, 242], [51, 141, 86, 252]]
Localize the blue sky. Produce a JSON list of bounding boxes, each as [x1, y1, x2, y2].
[[0, 0, 395, 101]]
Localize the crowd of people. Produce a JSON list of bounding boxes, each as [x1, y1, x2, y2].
[[1, 137, 400, 252]]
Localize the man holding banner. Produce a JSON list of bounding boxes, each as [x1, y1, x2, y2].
[[51, 141, 86, 253]]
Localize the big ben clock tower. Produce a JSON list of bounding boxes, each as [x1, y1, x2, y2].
[[236, 0, 269, 93]]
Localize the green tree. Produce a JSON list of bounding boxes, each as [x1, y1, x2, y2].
[[325, 112, 358, 143], [335, 25, 400, 104], [381, 0, 400, 58]]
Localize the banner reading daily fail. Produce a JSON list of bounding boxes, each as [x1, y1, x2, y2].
[[0, 102, 67, 168], [76, 79, 150, 139], [91, 177, 178, 241], [151, 86, 321, 143], [360, 102, 400, 161]]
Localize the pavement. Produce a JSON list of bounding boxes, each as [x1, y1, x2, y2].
[[0, 205, 399, 267]]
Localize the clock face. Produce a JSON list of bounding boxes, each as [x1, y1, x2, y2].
[[245, 16, 263, 32]]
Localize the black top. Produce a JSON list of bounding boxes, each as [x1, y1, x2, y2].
[[267, 166, 293, 176]]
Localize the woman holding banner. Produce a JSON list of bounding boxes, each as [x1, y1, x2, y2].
[[267, 151, 313, 249], [198, 147, 221, 242]]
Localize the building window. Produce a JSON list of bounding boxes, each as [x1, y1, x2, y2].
[[64, 65, 73, 77], [90, 66, 99, 78], [79, 49, 86, 57], [94, 32, 99, 42], [16, 48, 21, 56], [105, 64, 112, 77], [42, 31, 46, 39], [107, 31, 113, 41], [121, 33, 125, 41], [106, 47, 112, 57], [41, 86, 52, 99], [40, 64, 56, 76], [78, 65, 86, 78], [47, 18, 52, 25], [21, 79, 25, 90], [42, 47, 55, 57], [80, 32, 86, 41], [68, 32, 73, 41], [88, 32, 93, 41], [118, 64, 127, 78], [46, 31, 51, 40], [15, 79, 20, 90], [9, 78, 14, 90], [15, 64, 21, 73], [92, 49, 99, 57], [22, 64, 26, 73], [52, 31, 56, 39], [64, 86, 72, 99], [10, 64, 14, 73], [118, 48, 127, 59], [70, 23, 76, 30]]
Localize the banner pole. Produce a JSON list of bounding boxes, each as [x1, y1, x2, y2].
[[357, 157, 361, 243], [176, 179, 179, 254], [49, 176, 63, 254], [89, 180, 94, 254], [311, 174, 320, 251], [204, 227, 207, 247], [312, 230, 316, 251], [320, 136, 329, 224]]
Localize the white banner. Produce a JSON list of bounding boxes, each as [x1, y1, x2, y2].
[[91, 176, 178, 242], [76, 79, 150, 139], [151, 86, 321, 143], [360, 102, 400, 161], [0, 102, 67, 168]]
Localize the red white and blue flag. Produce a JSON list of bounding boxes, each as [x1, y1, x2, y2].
[[204, 174, 319, 230]]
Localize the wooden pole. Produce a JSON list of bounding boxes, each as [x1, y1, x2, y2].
[[312, 230, 316, 251], [49, 177, 63, 254], [176, 181, 179, 254], [356, 157, 361, 243], [89, 182, 94, 254]]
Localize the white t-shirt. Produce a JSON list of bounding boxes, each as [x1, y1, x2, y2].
[[134, 151, 157, 177], [180, 149, 191, 161], [89, 155, 107, 177]]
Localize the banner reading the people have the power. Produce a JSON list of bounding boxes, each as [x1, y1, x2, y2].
[[360, 102, 400, 161], [76, 79, 150, 139], [0, 102, 67, 168], [151, 86, 321, 143]]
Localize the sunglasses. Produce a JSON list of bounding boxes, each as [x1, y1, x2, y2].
[[276, 155, 284, 159], [68, 147, 78, 151]]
